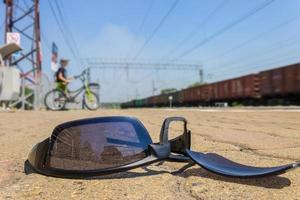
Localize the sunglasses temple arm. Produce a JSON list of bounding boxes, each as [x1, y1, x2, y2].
[[148, 117, 191, 160], [159, 117, 188, 145]]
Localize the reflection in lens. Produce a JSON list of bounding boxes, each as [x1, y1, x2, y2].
[[48, 122, 149, 170]]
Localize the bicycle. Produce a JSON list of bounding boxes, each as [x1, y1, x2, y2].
[[44, 69, 100, 111]]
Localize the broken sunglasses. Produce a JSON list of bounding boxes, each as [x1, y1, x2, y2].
[[25, 116, 299, 178]]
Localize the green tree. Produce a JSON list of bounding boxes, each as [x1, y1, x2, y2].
[[187, 82, 206, 88], [160, 88, 177, 94]]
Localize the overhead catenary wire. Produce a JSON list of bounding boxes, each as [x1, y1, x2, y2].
[[180, 35, 300, 83], [126, 0, 155, 59], [122, 1, 155, 85], [41, 31, 51, 52], [165, 0, 229, 58], [133, 0, 180, 59], [202, 13, 300, 64], [53, 0, 82, 63], [47, 0, 78, 58], [171, 0, 276, 61], [87, 59, 201, 87], [204, 12, 300, 75], [210, 39, 300, 75], [135, 0, 156, 38], [212, 52, 300, 81], [207, 41, 300, 83], [86, 60, 201, 70], [47, 0, 81, 67]]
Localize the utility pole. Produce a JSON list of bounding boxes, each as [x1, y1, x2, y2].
[[3, 0, 42, 109], [199, 68, 204, 84], [135, 89, 139, 99], [3, 0, 13, 65], [152, 79, 157, 96]]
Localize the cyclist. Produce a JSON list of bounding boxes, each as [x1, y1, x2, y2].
[[55, 59, 73, 97]]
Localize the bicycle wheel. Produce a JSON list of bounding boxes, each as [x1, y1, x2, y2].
[[83, 91, 100, 110], [44, 89, 67, 111]]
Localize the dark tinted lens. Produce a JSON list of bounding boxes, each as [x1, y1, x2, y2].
[[48, 120, 151, 170]]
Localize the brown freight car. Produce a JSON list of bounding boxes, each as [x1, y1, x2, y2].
[[145, 91, 182, 107], [283, 63, 300, 94], [230, 78, 243, 98], [155, 93, 169, 106], [211, 82, 218, 100], [121, 62, 300, 108], [200, 84, 212, 102], [147, 96, 155, 107], [217, 80, 230, 100], [297, 64, 300, 92], [259, 63, 300, 97], [182, 86, 201, 105], [168, 91, 182, 105], [207, 74, 259, 103], [229, 74, 259, 99], [244, 74, 260, 98]]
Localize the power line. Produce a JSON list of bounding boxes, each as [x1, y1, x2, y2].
[[171, 0, 276, 61], [136, 0, 156, 37], [213, 54, 300, 82], [41, 31, 51, 52], [53, 0, 85, 69], [211, 38, 300, 74], [53, 0, 82, 61], [165, 0, 229, 58], [133, 0, 180, 59], [210, 41, 300, 78], [47, 0, 80, 65], [126, 0, 155, 59], [47, 0, 78, 58], [181, 36, 300, 82], [202, 13, 300, 64]]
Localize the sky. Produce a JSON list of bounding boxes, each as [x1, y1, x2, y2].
[[1, 0, 300, 102]]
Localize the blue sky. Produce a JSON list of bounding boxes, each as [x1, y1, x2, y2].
[[1, 0, 300, 102]]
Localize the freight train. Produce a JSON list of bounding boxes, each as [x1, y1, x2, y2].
[[121, 63, 300, 108]]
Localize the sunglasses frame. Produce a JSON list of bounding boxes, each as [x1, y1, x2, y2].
[[26, 116, 191, 178], [26, 116, 298, 179]]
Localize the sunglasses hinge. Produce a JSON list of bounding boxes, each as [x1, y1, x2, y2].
[[169, 130, 191, 155], [149, 143, 171, 159]]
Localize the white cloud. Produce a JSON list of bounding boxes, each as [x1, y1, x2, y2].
[[83, 23, 145, 58], [80, 23, 197, 102]]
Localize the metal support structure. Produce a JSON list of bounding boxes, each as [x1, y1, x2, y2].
[[86, 58, 202, 71], [85, 58, 202, 101], [152, 79, 157, 96], [199, 69, 204, 84], [3, 0, 42, 109]]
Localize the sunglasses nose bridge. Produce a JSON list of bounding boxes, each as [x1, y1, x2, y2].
[[149, 143, 171, 159]]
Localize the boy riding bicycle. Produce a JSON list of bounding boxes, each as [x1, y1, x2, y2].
[[55, 59, 73, 97]]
